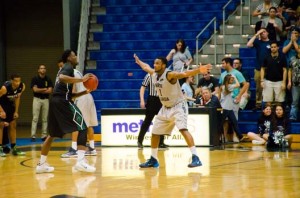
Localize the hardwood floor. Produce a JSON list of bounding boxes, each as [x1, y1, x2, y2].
[[0, 140, 299, 198]]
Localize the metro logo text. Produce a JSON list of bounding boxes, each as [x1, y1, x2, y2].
[[112, 120, 153, 133]]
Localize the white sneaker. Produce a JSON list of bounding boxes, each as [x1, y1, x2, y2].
[[252, 140, 265, 145], [36, 162, 55, 174], [75, 159, 96, 173]]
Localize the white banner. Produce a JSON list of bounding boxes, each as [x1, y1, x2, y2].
[[101, 114, 210, 146]]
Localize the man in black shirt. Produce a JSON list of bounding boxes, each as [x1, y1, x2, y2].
[[196, 72, 219, 98], [36, 50, 96, 174], [0, 74, 26, 157], [30, 65, 53, 142], [261, 41, 287, 105]]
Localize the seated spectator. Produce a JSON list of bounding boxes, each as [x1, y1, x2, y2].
[[247, 104, 273, 145], [196, 86, 221, 108], [266, 104, 293, 148], [233, 58, 251, 110], [195, 71, 219, 98], [181, 76, 196, 107]]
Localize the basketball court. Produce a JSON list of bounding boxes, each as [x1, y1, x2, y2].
[[0, 127, 299, 198]]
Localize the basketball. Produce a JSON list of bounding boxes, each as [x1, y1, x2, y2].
[[83, 73, 99, 90]]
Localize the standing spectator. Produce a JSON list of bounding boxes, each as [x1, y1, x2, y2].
[[247, 104, 273, 145], [233, 58, 251, 110], [288, 50, 300, 121], [181, 76, 196, 107], [252, 0, 279, 32], [60, 64, 99, 158], [261, 41, 287, 106], [247, 28, 271, 109], [283, 26, 300, 66], [220, 74, 245, 142], [137, 73, 167, 150], [134, 54, 211, 168], [195, 71, 219, 98], [36, 50, 96, 173], [0, 74, 26, 156], [30, 65, 53, 142], [261, 7, 283, 42], [166, 39, 193, 85]]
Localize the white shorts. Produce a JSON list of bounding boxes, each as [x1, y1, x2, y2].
[[75, 93, 98, 127], [151, 101, 188, 135], [263, 80, 285, 102]]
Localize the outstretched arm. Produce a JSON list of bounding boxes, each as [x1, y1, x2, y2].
[[168, 63, 212, 80], [134, 54, 155, 75]]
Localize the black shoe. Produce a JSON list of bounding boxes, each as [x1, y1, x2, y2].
[[159, 143, 169, 148], [2, 145, 11, 154], [158, 144, 169, 150], [137, 142, 143, 149], [41, 136, 47, 141], [31, 136, 36, 142]]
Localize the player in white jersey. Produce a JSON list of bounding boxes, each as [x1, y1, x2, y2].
[[58, 63, 99, 158], [134, 54, 212, 168]]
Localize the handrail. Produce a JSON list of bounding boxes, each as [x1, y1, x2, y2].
[[222, 0, 234, 54], [195, 17, 217, 66], [76, 0, 91, 74]]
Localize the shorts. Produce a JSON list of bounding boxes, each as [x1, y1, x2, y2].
[[48, 97, 87, 138], [263, 80, 285, 102], [151, 101, 188, 135], [75, 93, 98, 127], [0, 104, 15, 123]]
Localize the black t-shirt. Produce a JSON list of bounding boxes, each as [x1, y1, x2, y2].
[[197, 76, 219, 92], [263, 53, 287, 82], [53, 63, 74, 100], [30, 75, 53, 99], [0, 81, 24, 107]]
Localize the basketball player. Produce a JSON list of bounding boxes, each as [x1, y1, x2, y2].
[[134, 54, 212, 168], [36, 50, 96, 173], [60, 64, 99, 158], [0, 74, 26, 157]]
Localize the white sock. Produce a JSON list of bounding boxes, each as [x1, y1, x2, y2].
[[72, 142, 77, 150], [151, 148, 158, 160], [77, 150, 85, 162], [189, 146, 198, 156], [40, 155, 47, 164], [89, 140, 95, 149]]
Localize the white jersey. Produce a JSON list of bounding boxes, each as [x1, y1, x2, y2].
[[73, 69, 86, 92], [152, 69, 184, 107]]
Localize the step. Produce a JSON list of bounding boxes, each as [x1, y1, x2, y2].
[[102, 20, 209, 32], [239, 48, 256, 58], [105, 3, 227, 15], [91, 30, 209, 42], [87, 69, 147, 80], [219, 24, 255, 35], [91, 6, 106, 15], [95, 100, 140, 109], [196, 54, 239, 65], [92, 89, 140, 100], [202, 44, 248, 54], [100, 0, 230, 6], [100, 79, 143, 89], [211, 34, 249, 45], [96, 13, 214, 24]]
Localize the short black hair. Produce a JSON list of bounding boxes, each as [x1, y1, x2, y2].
[[222, 57, 233, 66], [61, 49, 73, 63], [10, 74, 21, 80], [157, 56, 168, 66]]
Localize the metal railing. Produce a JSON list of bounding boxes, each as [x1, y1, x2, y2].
[[195, 17, 217, 66], [76, 0, 91, 74]]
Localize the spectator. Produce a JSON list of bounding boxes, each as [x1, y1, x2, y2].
[[0, 74, 26, 156], [267, 104, 293, 148], [283, 26, 300, 66], [261, 41, 287, 106], [220, 74, 245, 142], [247, 28, 271, 110], [196, 86, 221, 108], [261, 7, 283, 42], [166, 39, 193, 85], [30, 65, 53, 142], [195, 71, 219, 98], [288, 50, 300, 121], [247, 104, 273, 145], [252, 0, 279, 32], [181, 76, 196, 107], [233, 58, 251, 110]]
